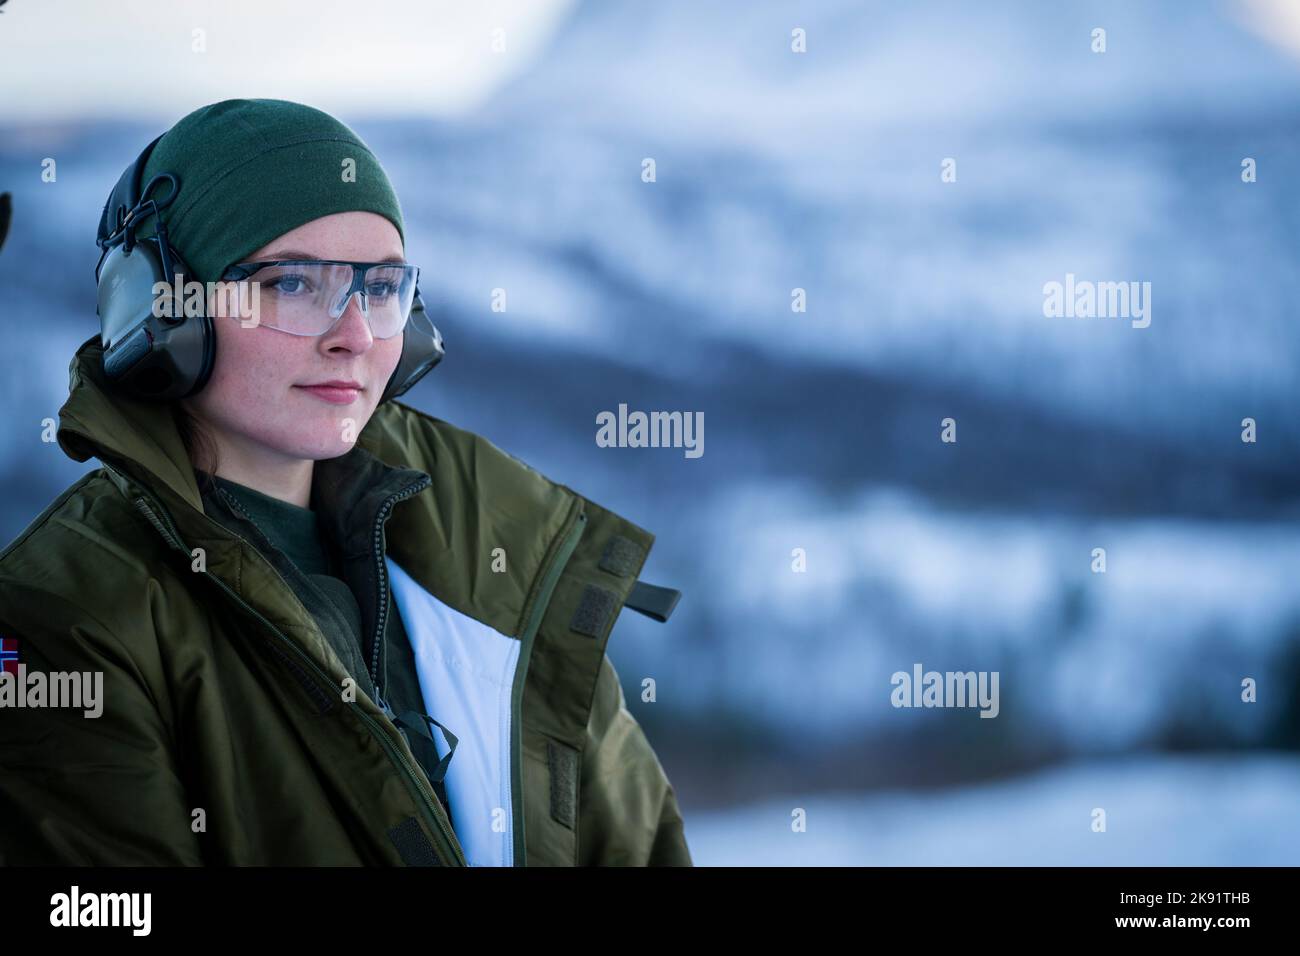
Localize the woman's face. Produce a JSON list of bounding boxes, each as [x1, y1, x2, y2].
[[182, 210, 405, 465]]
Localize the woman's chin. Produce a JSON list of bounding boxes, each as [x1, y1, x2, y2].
[[267, 429, 363, 462]]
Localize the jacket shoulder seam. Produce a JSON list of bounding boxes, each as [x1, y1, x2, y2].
[[0, 468, 108, 567]]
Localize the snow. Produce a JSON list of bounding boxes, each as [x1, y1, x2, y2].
[[683, 754, 1300, 865]]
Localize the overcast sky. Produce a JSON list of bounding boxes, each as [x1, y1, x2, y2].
[[0, 0, 576, 123]]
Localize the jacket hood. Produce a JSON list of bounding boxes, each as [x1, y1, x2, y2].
[[54, 333, 615, 641]]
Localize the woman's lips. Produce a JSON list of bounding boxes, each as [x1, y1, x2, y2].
[[295, 384, 361, 405]]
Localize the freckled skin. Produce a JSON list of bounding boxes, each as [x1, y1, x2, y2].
[[180, 210, 405, 504]]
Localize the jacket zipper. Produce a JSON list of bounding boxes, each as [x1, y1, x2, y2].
[[508, 502, 587, 866], [360, 474, 468, 863], [368, 477, 430, 694], [118, 467, 466, 867]]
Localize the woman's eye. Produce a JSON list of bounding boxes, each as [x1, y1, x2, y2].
[[366, 281, 399, 298], [268, 273, 311, 295]]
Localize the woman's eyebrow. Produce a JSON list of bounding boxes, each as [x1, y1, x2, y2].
[[262, 248, 407, 263]]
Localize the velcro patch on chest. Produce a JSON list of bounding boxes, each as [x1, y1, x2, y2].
[[546, 738, 579, 830], [569, 584, 618, 638], [598, 534, 643, 577]]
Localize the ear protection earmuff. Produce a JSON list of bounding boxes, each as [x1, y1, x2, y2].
[[94, 134, 445, 403]]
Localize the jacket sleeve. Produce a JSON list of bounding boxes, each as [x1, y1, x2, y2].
[[0, 584, 204, 866], [576, 652, 693, 866]]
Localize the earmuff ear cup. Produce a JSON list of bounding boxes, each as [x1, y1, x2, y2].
[[380, 288, 445, 404], [96, 237, 215, 401], [96, 133, 215, 401]]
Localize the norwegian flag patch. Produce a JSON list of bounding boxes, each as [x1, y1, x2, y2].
[[0, 636, 19, 676]]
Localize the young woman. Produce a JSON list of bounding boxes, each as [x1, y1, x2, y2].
[[0, 98, 690, 866]]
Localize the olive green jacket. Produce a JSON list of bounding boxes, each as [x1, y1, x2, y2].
[[0, 335, 691, 866]]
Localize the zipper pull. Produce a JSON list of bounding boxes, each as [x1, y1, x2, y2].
[[374, 684, 395, 718], [375, 686, 414, 750], [375, 685, 403, 727]]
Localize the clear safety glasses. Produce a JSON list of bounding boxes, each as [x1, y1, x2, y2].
[[218, 259, 421, 339]]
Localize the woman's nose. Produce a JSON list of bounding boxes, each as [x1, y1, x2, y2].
[[321, 291, 375, 350]]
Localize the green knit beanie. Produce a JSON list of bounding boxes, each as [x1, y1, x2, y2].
[[133, 98, 405, 285]]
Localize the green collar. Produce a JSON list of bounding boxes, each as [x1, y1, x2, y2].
[[208, 473, 332, 576]]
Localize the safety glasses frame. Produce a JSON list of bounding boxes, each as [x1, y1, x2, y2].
[[218, 258, 421, 338]]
